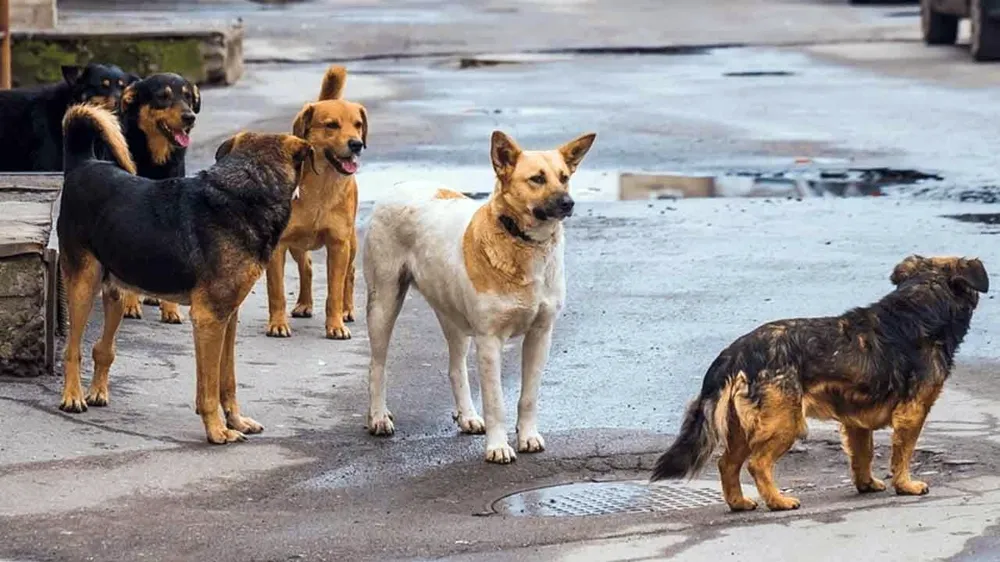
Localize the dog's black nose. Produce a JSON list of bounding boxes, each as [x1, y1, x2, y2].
[[348, 138, 364, 155], [181, 112, 196, 127], [556, 193, 575, 215]]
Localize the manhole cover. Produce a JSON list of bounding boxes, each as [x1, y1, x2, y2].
[[492, 480, 723, 517]]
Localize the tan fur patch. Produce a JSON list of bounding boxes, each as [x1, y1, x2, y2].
[[137, 105, 178, 166], [319, 65, 347, 101], [63, 104, 137, 174], [462, 203, 551, 297], [434, 188, 468, 200]]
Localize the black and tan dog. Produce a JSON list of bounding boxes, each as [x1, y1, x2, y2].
[[116, 73, 202, 323], [57, 104, 312, 444], [651, 256, 988, 512], [0, 63, 135, 172]]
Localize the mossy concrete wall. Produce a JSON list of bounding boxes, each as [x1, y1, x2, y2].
[[11, 26, 244, 87], [0, 255, 48, 378]]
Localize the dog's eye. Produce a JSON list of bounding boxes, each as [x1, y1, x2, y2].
[[326, 122, 341, 130], [118, 80, 125, 88], [354, 121, 363, 129], [101, 79, 110, 88], [530, 173, 546, 185], [559, 173, 569, 184]]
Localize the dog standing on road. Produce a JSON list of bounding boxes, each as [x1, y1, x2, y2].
[[651, 256, 988, 512], [363, 130, 596, 463], [115, 73, 202, 324], [265, 65, 366, 340], [57, 103, 312, 444]]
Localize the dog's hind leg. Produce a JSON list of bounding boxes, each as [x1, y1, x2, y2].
[[436, 312, 482, 435], [890, 384, 942, 496], [477, 335, 516, 464], [121, 290, 144, 319], [742, 380, 805, 511], [289, 247, 314, 319], [220, 310, 263, 436], [85, 285, 125, 407], [59, 253, 102, 413], [365, 266, 409, 436], [516, 322, 553, 454], [265, 247, 292, 337], [841, 425, 886, 493], [719, 391, 757, 511]]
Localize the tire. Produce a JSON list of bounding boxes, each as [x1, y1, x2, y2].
[[971, 0, 1000, 61], [922, 0, 960, 45]]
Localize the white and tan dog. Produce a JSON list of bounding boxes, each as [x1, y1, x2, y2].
[[362, 130, 596, 463]]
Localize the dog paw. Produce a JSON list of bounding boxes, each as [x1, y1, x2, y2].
[[206, 427, 247, 444], [226, 414, 264, 434], [895, 479, 929, 496], [291, 303, 313, 318], [143, 297, 160, 305], [159, 307, 184, 324], [266, 321, 292, 338], [326, 325, 352, 340], [857, 478, 887, 494], [517, 432, 546, 453], [368, 410, 395, 436], [85, 387, 109, 407], [343, 310, 355, 323], [485, 443, 517, 464], [727, 497, 759, 512], [453, 412, 486, 434], [59, 392, 88, 413], [765, 495, 801, 511], [123, 302, 143, 319]]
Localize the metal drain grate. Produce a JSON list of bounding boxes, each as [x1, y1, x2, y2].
[[493, 480, 724, 517]]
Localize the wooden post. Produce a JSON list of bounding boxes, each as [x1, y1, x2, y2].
[[0, 0, 10, 90]]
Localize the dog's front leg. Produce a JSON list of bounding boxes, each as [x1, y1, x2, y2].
[[325, 238, 352, 340], [191, 303, 245, 444], [890, 388, 941, 496], [517, 323, 553, 454], [476, 335, 515, 463], [265, 247, 292, 337]]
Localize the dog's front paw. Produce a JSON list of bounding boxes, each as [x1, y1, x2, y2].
[[326, 324, 352, 340], [727, 497, 758, 512], [857, 477, 887, 494], [485, 443, 517, 464], [764, 495, 801, 511], [159, 304, 184, 324], [59, 389, 88, 413], [895, 479, 929, 496], [368, 410, 395, 436], [266, 319, 292, 338], [517, 432, 546, 453], [453, 412, 486, 434], [85, 387, 109, 407], [291, 303, 313, 318], [206, 427, 247, 444], [226, 414, 264, 434], [123, 300, 143, 319]]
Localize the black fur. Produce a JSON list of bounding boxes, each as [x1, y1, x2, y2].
[[120, 73, 200, 179], [0, 64, 134, 171]]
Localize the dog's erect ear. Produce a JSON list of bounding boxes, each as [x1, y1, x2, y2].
[[214, 135, 238, 162], [359, 105, 368, 149], [62, 66, 84, 86], [890, 255, 924, 286], [558, 132, 597, 174], [125, 73, 142, 86], [319, 65, 347, 101], [191, 83, 202, 114], [120, 84, 137, 113], [491, 130, 521, 181], [953, 258, 989, 293], [292, 104, 315, 140]]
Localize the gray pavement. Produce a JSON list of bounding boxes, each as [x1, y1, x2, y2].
[[5, 0, 1000, 560]]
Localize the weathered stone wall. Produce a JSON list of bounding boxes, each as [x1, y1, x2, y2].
[[0, 254, 48, 377], [10, 0, 57, 30]]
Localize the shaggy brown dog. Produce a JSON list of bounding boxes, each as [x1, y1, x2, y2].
[[651, 256, 988, 512]]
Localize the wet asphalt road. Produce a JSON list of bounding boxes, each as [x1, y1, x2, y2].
[[5, 0, 1000, 560]]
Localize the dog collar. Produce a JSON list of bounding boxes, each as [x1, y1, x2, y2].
[[499, 215, 536, 244]]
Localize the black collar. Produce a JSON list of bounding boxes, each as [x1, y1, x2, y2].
[[498, 215, 536, 243]]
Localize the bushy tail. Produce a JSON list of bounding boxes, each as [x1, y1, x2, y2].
[[62, 104, 136, 175], [650, 394, 721, 481], [318, 65, 347, 101]]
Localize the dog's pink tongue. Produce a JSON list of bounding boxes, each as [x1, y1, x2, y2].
[[174, 132, 191, 148], [340, 158, 359, 174]]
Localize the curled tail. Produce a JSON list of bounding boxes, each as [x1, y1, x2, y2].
[[318, 65, 347, 101], [62, 104, 136, 175]]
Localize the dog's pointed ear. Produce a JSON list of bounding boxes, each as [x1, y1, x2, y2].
[[954, 258, 989, 293], [62, 65, 84, 86], [491, 130, 521, 182], [125, 73, 141, 86], [319, 65, 347, 101], [214, 135, 238, 162], [890, 255, 924, 286], [359, 105, 368, 149], [558, 132, 597, 174], [191, 83, 202, 114], [293, 104, 314, 140], [120, 83, 137, 114]]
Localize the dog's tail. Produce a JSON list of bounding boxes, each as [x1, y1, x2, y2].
[[62, 104, 137, 175], [318, 65, 347, 101], [650, 357, 737, 481]]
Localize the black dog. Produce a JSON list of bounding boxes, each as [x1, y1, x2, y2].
[[0, 64, 135, 172], [116, 73, 202, 322]]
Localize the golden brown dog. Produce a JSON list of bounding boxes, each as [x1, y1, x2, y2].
[[58, 103, 312, 443], [651, 256, 988, 511], [265, 65, 367, 340]]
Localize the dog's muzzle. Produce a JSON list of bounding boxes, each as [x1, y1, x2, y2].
[[532, 193, 575, 221]]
